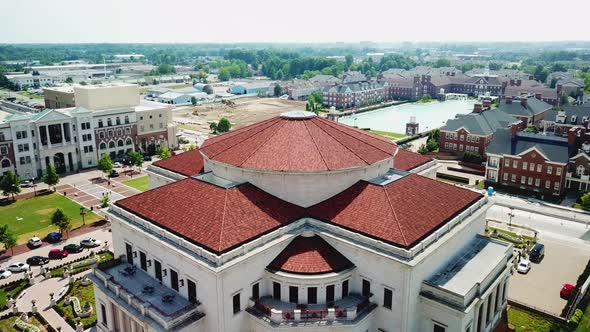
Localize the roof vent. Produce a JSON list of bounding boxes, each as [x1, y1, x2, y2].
[[280, 110, 317, 120]]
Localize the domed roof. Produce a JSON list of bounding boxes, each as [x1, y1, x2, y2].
[[200, 112, 397, 172]]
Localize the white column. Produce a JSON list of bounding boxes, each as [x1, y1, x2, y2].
[[480, 298, 488, 331], [61, 123, 66, 145], [45, 125, 52, 149], [106, 301, 116, 332]]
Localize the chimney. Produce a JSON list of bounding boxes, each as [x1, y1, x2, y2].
[[482, 98, 492, 109], [520, 97, 528, 108], [517, 79, 522, 86], [568, 127, 579, 146], [473, 103, 483, 113], [535, 92, 542, 100], [511, 122, 520, 137], [506, 96, 512, 104]]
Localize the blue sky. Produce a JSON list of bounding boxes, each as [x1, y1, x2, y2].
[[1, 0, 588, 43]]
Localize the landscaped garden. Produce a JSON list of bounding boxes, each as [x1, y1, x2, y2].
[[54, 279, 97, 329], [0, 314, 47, 332], [484, 226, 535, 250], [0, 279, 30, 310], [123, 176, 149, 192], [0, 193, 102, 244], [49, 251, 114, 278]]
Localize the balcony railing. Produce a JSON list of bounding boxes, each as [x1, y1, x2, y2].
[[247, 293, 376, 325]]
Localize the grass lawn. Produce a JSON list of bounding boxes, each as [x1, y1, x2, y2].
[[368, 130, 407, 139], [0, 193, 102, 244], [507, 307, 570, 332], [0, 314, 47, 332], [169, 83, 193, 89], [0, 280, 30, 310], [123, 176, 149, 192], [20, 91, 44, 100], [55, 279, 97, 328], [484, 226, 535, 249]]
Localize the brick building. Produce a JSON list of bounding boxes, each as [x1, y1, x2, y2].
[[498, 96, 552, 128], [322, 81, 386, 109]]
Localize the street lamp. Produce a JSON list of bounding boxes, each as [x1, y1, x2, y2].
[[31, 177, 36, 197], [507, 208, 515, 228], [80, 207, 87, 226]]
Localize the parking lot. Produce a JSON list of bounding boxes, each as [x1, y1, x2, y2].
[[508, 237, 590, 315]]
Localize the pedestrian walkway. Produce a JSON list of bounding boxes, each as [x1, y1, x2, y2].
[[42, 305, 76, 332], [55, 175, 141, 211]]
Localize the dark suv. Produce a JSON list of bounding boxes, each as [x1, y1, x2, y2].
[[529, 243, 545, 263]]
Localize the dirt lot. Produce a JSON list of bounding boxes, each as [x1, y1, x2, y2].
[[173, 97, 306, 133]]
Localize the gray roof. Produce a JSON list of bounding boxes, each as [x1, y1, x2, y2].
[[487, 129, 570, 163], [443, 109, 518, 136], [498, 97, 552, 118], [545, 105, 590, 124]]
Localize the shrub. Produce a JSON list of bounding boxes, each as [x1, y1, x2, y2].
[[463, 151, 483, 164]]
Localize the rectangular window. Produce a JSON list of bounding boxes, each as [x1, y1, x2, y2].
[[154, 260, 162, 282], [384, 288, 393, 309], [537, 164, 542, 172], [504, 159, 510, 167], [307, 287, 317, 304], [521, 176, 525, 184], [170, 269, 179, 291], [545, 180, 551, 189], [535, 178, 540, 187], [547, 166, 553, 174], [503, 173, 508, 181], [362, 279, 371, 298], [326, 285, 335, 303], [528, 177, 533, 185], [513, 160, 518, 168], [273, 282, 281, 300], [187, 279, 197, 304], [434, 323, 446, 332], [125, 243, 133, 265], [342, 280, 349, 298], [101, 303, 107, 325], [289, 286, 298, 303], [529, 163, 535, 171], [522, 162, 527, 170], [556, 167, 562, 176], [251, 283, 259, 300], [139, 251, 147, 271], [555, 182, 560, 191], [233, 293, 241, 314]]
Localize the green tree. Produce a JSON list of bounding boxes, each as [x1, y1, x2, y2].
[[0, 171, 21, 201], [50, 208, 72, 236], [198, 69, 208, 82], [418, 144, 429, 155], [209, 122, 218, 134], [488, 62, 501, 71], [100, 194, 110, 208], [345, 55, 354, 69], [42, 164, 60, 191], [581, 192, 590, 209], [274, 84, 282, 97], [65, 77, 74, 84], [218, 68, 230, 81], [191, 96, 197, 106], [217, 118, 232, 133], [426, 138, 439, 152], [157, 146, 172, 159], [433, 59, 451, 68], [0, 225, 17, 255], [97, 153, 113, 177], [127, 151, 144, 171]]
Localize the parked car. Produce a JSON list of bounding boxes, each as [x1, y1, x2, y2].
[[109, 170, 119, 178], [143, 155, 152, 161], [26, 256, 49, 266], [21, 180, 34, 188], [46, 232, 62, 243], [561, 283, 575, 299], [63, 244, 84, 254], [113, 161, 123, 168], [80, 238, 102, 247], [48, 249, 68, 259], [529, 243, 545, 263], [0, 269, 12, 279], [7, 262, 29, 273], [28, 236, 42, 248], [517, 260, 531, 274]]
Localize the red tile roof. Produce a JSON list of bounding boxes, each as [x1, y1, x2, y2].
[[308, 174, 482, 248], [200, 115, 397, 172], [152, 149, 204, 177], [267, 235, 354, 274], [115, 178, 306, 254], [394, 149, 433, 171]]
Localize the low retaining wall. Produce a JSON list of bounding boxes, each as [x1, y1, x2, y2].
[[507, 299, 566, 323]]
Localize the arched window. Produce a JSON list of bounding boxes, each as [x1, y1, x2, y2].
[[126, 138, 133, 146], [1, 159, 10, 168], [108, 141, 115, 149], [99, 143, 107, 150], [117, 139, 124, 147]]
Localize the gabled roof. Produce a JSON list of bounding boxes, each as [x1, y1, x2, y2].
[[443, 109, 518, 136], [152, 149, 205, 177], [308, 174, 482, 248], [200, 113, 396, 172], [487, 129, 570, 163], [498, 97, 552, 118], [116, 178, 306, 255], [267, 235, 354, 274]]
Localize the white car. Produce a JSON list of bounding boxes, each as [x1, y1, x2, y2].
[[517, 260, 531, 274], [80, 238, 102, 247], [113, 162, 123, 168], [0, 269, 12, 279], [28, 237, 42, 248], [7, 262, 29, 273]]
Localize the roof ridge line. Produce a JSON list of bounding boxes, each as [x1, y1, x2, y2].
[[202, 117, 280, 156], [218, 186, 230, 252], [239, 118, 289, 167], [382, 184, 408, 246], [316, 117, 394, 155], [311, 118, 372, 165], [303, 120, 330, 171]]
